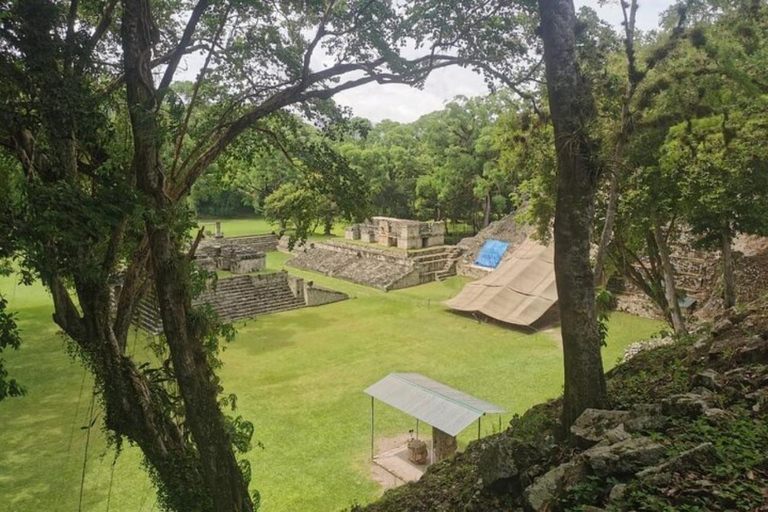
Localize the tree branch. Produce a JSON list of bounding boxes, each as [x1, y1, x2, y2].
[[101, 44, 207, 97], [50, 276, 85, 342], [86, 0, 119, 55], [170, 5, 230, 178], [155, 0, 210, 105]]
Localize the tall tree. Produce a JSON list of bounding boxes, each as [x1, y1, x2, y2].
[[537, 0, 607, 428]]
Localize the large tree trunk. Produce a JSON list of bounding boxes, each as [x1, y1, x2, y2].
[[651, 217, 687, 335], [147, 228, 254, 512], [483, 191, 492, 228], [721, 220, 736, 310], [538, 0, 607, 430], [121, 1, 254, 510], [49, 278, 212, 512]]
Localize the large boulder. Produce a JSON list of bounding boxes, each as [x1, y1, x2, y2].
[[477, 435, 542, 492], [583, 437, 666, 477], [523, 461, 588, 512], [570, 409, 630, 448]]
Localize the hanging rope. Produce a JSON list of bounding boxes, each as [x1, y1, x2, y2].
[[78, 390, 97, 512], [64, 368, 88, 474], [105, 455, 117, 512], [130, 324, 140, 357]]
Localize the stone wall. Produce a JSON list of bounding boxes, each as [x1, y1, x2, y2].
[[200, 233, 279, 253], [302, 280, 349, 307], [286, 240, 460, 290], [287, 244, 416, 290]]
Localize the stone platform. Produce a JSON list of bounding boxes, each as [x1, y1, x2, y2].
[[286, 240, 463, 291], [373, 445, 429, 485]]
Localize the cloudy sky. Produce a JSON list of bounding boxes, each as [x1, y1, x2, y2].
[[333, 0, 675, 123]]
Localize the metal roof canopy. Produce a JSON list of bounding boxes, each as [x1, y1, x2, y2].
[[364, 373, 506, 437]]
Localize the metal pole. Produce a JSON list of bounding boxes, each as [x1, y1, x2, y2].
[[430, 436, 434, 465], [498, 415, 502, 433], [416, 419, 419, 440], [370, 397, 375, 460], [477, 417, 481, 440]]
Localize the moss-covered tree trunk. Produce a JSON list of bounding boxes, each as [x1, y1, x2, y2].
[[49, 276, 213, 511], [537, 0, 608, 430], [121, 0, 254, 510]]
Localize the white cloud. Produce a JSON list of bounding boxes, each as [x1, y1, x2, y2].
[[333, 0, 674, 123]]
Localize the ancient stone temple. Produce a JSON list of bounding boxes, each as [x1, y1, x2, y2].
[[345, 217, 445, 250], [194, 233, 279, 273]]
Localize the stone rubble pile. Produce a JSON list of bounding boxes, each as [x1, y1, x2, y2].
[[622, 335, 675, 362]]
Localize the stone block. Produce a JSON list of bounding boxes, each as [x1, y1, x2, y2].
[[570, 409, 631, 448], [585, 437, 666, 477], [523, 461, 588, 512]]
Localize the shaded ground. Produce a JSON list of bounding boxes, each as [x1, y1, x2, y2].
[[0, 252, 662, 512]]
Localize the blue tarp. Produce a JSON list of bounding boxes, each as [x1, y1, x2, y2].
[[474, 239, 509, 268]]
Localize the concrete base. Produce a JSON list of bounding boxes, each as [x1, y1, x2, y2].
[[373, 445, 429, 484]]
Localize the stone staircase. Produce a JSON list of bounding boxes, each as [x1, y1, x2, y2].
[[435, 246, 463, 281], [132, 288, 163, 335], [197, 274, 304, 322], [130, 272, 305, 334], [408, 246, 463, 282]]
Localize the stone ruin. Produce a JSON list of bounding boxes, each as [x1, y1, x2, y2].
[[194, 232, 279, 274], [346, 217, 445, 250], [126, 271, 348, 334], [286, 240, 463, 291], [280, 216, 459, 291], [196, 246, 266, 274]]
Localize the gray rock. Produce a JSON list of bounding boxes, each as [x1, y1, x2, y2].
[[636, 442, 716, 478], [693, 369, 721, 390], [523, 461, 588, 512], [608, 483, 628, 503], [570, 409, 631, 448], [603, 424, 632, 444], [661, 393, 710, 417], [703, 408, 728, 420], [585, 437, 666, 477], [734, 336, 768, 364], [625, 403, 668, 432], [477, 436, 540, 491], [689, 386, 714, 397], [711, 318, 733, 337]]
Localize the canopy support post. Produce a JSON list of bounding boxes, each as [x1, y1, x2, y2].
[[430, 436, 434, 465], [370, 397, 375, 460]]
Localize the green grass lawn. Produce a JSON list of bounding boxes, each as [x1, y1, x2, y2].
[[193, 216, 346, 240], [0, 252, 663, 512]]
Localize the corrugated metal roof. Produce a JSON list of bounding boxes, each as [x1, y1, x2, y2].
[[364, 373, 506, 437]]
